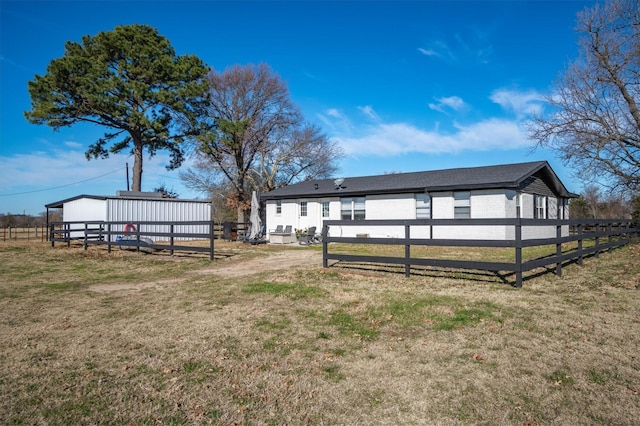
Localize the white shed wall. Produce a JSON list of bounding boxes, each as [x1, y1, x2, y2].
[[106, 199, 210, 241], [63, 198, 107, 238]]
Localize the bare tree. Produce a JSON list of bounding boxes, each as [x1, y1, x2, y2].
[[190, 63, 342, 222], [583, 185, 602, 218], [528, 0, 640, 193], [257, 123, 341, 192]]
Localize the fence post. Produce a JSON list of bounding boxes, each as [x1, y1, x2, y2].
[[209, 221, 214, 261], [107, 223, 112, 253], [595, 222, 600, 258], [84, 222, 88, 250], [322, 224, 329, 268], [555, 220, 562, 277], [515, 219, 522, 288], [170, 224, 175, 256], [578, 223, 584, 265], [404, 224, 411, 277], [135, 223, 141, 253]]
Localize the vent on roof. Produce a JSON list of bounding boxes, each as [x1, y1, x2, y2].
[[116, 191, 164, 199]]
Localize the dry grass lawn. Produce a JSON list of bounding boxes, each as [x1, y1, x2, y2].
[[1, 240, 639, 425]]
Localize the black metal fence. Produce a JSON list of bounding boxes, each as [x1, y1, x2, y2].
[[321, 218, 638, 287], [48, 220, 250, 260]]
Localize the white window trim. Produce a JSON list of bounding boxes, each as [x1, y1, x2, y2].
[[534, 195, 547, 219], [340, 197, 366, 220], [321, 201, 330, 218]]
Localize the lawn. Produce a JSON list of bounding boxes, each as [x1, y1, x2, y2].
[[1, 240, 639, 425]]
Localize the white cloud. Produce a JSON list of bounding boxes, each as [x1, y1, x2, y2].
[[419, 31, 493, 64], [64, 140, 83, 149], [332, 118, 528, 157], [417, 47, 439, 57], [326, 108, 343, 119], [0, 148, 198, 197], [490, 89, 544, 118], [418, 41, 455, 61], [428, 96, 467, 113], [358, 105, 380, 121], [317, 108, 353, 135]]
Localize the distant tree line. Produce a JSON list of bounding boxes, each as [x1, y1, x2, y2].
[[0, 212, 58, 228]]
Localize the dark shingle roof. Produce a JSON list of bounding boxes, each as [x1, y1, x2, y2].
[[261, 161, 574, 200]]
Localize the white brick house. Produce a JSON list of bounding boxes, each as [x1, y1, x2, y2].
[[260, 161, 575, 240]]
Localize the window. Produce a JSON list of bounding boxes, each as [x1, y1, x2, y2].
[[354, 198, 365, 220], [300, 201, 307, 217], [454, 192, 471, 219], [340, 197, 366, 220], [322, 201, 330, 218], [560, 198, 567, 219], [341, 199, 352, 220], [276, 200, 282, 215], [534, 195, 546, 219], [515, 193, 521, 218], [416, 194, 431, 219]]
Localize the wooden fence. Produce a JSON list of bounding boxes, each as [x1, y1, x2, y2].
[[1, 226, 47, 242], [49, 221, 250, 260], [321, 218, 638, 287]]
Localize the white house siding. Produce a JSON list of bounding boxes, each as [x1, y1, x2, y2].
[[266, 188, 570, 241], [365, 193, 414, 238], [431, 190, 510, 240], [106, 198, 210, 241], [518, 194, 569, 239]]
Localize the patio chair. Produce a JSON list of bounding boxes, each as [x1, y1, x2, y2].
[[269, 224, 294, 244], [298, 226, 318, 245]]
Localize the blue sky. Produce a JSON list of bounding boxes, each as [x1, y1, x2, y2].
[[1, 0, 595, 215]]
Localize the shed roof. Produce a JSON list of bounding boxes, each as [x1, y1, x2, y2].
[[261, 161, 575, 200], [45, 192, 210, 209]]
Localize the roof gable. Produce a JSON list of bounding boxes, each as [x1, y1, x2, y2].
[[261, 161, 574, 200]]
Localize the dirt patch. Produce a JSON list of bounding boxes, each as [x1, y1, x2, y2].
[[87, 248, 323, 292], [199, 249, 322, 278]]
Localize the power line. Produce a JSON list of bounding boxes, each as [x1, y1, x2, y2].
[[0, 167, 126, 197]]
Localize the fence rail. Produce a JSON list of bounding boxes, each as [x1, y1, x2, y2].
[[1, 226, 47, 242], [321, 218, 638, 287], [49, 221, 250, 260]]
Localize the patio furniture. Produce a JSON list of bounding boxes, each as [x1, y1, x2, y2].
[[269, 225, 294, 244]]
